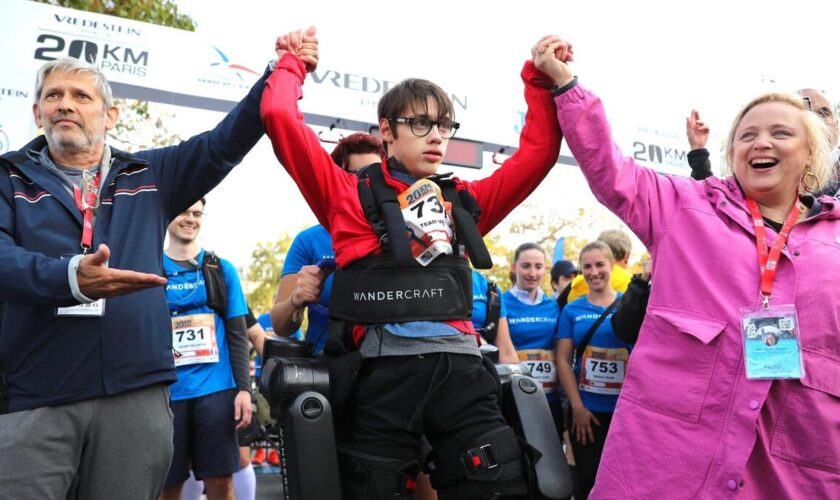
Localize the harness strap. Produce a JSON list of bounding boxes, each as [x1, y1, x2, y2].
[[362, 164, 414, 267]]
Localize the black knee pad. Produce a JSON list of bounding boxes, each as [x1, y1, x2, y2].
[[429, 426, 529, 499], [337, 447, 419, 500]]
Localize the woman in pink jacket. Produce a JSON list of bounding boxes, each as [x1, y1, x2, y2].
[[531, 38, 840, 498]]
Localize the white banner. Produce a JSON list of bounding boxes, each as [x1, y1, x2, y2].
[[0, 0, 698, 175]]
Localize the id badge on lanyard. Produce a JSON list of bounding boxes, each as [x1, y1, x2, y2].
[[55, 251, 106, 317], [740, 198, 803, 380]]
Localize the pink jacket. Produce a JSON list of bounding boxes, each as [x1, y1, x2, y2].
[[555, 85, 840, 498]]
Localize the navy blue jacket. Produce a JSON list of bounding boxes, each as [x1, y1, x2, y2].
[[0, 71, 268, 412]]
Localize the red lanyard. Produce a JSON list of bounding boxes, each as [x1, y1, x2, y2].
[[72, 171, 101, 252], [745, 197, 799, 308]]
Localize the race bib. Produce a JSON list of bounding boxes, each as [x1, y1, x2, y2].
[[398, 179, 453, 266], [578, 346, 628, 395], [56, 299, 106, 317], [740, 303, 802, 379], [517, 349, 557, 392], [171, 313, 219, 367]]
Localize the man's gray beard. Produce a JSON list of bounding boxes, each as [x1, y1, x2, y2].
[[45, 126, 101, 157]]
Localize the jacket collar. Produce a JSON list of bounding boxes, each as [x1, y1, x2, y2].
[[6, 136, 148, 224], [704, 175, 840, 230]]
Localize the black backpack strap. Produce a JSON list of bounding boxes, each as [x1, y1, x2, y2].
[[432, 175, 493, 270], [575, 299, 619, 366], [481, 280, 502, 344], [202, 251, 228, 316], [356, 164, 413, 267], [610, 275, 651, 344]]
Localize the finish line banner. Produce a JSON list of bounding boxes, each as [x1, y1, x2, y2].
[[0, 0, 275, 154], [0, 0, 693, 175]]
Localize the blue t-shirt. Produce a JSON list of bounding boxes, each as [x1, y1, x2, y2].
[[282, 225, 335, 353], [556, 295, 630, 413], [471, 270, 507, 330], [164, 249, 248, 401], [503, 291, 559, 351], [503, 289, 560, 401], [254, 313, 274, 378]]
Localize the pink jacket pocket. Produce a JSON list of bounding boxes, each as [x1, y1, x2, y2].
[[621, 307, 726, 422], [770, 349, 840, 473]]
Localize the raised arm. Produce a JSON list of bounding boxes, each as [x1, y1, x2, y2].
[[686, 109, 714, 180], [260, 28, 357, 226], [542, 38, 685, 249], [464, 38, 564, 234], [141, 64, 270, 220]]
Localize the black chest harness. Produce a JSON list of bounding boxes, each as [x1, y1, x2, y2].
[[328, 163, 492, 324]]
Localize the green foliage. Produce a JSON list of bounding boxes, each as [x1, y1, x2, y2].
[[245, 235, 294, 314], [107, 98, 182, 151], [34, 0, 196, 31], [502, 205, 596, 293], [479, 233, 513, 289]]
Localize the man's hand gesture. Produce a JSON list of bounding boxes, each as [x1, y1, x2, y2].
[[77, 244, 166, 299]]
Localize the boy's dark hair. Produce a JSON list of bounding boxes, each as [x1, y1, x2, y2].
[[330, 133, 386, 171], [378, 78, 454, 140]]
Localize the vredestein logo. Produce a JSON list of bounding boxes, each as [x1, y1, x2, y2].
[[0, 88, 29, 100], [52, 14, 142, 37], [310, 68, 468, 112]]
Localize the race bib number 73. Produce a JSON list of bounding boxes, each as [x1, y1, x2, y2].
[[398, 179, 454, 266]]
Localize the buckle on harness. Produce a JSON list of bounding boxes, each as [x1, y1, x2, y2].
[[463, 444, 499, 472]]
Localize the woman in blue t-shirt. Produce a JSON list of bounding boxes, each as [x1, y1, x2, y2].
[[555, 240, 631, 499], [471, 269, 518, 363], [502, 243, 564, 429]]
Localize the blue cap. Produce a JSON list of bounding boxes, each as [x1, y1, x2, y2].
[[551, 260, 578, 281]]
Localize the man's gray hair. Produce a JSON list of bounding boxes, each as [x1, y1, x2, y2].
[[34, 57, 114, 109]]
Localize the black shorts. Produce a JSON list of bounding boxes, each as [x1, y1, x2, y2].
[[165, 388, 240, 486]]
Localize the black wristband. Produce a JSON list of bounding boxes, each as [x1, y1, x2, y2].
[[551, 76, 578, 97]]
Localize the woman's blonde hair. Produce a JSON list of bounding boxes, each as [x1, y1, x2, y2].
[[578, 240, 615, 269], [722, 92, 835, 194]]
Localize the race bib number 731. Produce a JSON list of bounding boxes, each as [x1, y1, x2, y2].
[[171, 313, 219, 367]]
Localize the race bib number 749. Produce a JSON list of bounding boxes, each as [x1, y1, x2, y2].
[[517, 349, 557, 393]]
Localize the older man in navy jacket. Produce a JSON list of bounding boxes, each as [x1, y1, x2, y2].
[[0, 56, 269, 499]]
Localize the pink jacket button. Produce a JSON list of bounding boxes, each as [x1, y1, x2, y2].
[[749, 400, 760, 410], [727, 480, 738, 490]]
